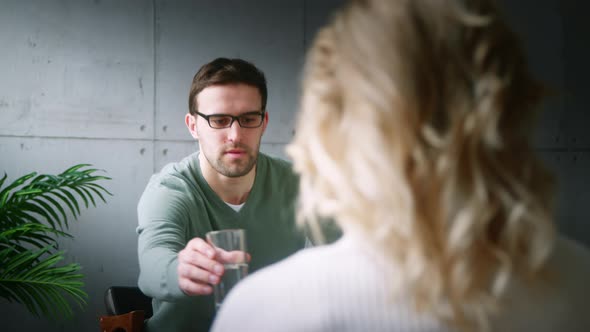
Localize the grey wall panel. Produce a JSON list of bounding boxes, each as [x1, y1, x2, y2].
[[562, 1, 590, 148], [154, 140, 199, 171], [499, 0, 565, 149], [155, 0, 304, 144], [558, 152, 590, 246], [0, 137, 154, 331], [564, 97, 590, 148], [260, 142, 291, 160], [539, 150, 590, 247], [0, 0, 154, 140], [538, 150, 569, 219]]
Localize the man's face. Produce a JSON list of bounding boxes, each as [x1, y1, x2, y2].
[[186, 83, 268, 178]]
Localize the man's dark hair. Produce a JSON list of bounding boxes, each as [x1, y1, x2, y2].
[[188, 58, 267, 115]]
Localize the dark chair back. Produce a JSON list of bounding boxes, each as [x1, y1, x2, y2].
[[105, 286, 153, 318]]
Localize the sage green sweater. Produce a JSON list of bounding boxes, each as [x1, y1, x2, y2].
[[137, 152, 306, 332]]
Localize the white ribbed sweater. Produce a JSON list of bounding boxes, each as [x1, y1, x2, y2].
[[211, 234, 590, 332]]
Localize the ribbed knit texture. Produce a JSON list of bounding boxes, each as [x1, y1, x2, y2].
[[212, 234, 590, 332]]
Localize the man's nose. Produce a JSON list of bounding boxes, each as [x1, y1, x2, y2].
[[226, 119, 243, 141]]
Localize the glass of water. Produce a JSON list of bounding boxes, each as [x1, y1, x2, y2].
[[205, 229, 248, 311]]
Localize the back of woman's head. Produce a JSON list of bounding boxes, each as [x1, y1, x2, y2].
[[288, 0, 556, 330]]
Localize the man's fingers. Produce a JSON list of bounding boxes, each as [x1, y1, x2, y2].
[[179, 237, 225, 274], [178, 261, 220, 284], [177, 247, 223, 296], [178, 278, 213, 296], [186, 237, 216, 259], [215, 249, 249, 264], [179, 249, 224, 275]]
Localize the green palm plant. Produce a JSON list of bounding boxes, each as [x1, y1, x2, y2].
[[0, 164, 111, 320]]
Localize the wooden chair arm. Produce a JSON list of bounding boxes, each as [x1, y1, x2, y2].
[[99, 310, 145, 332]]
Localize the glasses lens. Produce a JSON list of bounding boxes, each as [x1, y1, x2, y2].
[[238, 113, 263, 128], [209, 115, 233, 128]]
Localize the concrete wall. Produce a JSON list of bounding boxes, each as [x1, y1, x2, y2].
[[0, 1, 342, 331], [0, 1, 587, 331]]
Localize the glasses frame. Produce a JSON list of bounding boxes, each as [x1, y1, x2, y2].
[[195, 111, 266, 129]]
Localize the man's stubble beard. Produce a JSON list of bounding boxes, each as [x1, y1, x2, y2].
[[204, 142, 260, 178]]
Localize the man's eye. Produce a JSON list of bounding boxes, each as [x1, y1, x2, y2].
[[211, 117, 231, 126], [241, 117, 256, 124]]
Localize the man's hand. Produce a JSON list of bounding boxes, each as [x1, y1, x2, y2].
[[177, 237, 250, 296]]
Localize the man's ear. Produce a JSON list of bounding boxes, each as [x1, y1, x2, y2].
[[185, 113, 199, 140], [261, 111, 269, 135]]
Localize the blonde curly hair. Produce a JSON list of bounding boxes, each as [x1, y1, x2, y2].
[[287, 0, 556, 330]]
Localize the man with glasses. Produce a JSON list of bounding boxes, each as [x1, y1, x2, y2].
[[137, 58, 306, 332]]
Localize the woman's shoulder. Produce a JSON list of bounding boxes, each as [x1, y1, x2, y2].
[[549, 235, 590, 291], [551, 235, 590, 274], [494, 235, 590, 331], [249, 241, 351, 284], [211, 244, 349, 331]]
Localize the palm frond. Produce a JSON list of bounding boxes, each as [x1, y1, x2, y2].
[[0, 172, 37, 208], [0, 164, 112, 231], [0, 223, 67, 253], [0, 164, 111, 321], [0, 173, 7, 189], [0, 247, 87, 320]]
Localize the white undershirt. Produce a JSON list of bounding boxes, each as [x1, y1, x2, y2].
[[225, 202, 245, 212]]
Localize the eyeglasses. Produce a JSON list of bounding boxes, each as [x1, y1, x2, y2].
[[196, 111, 265, 129]]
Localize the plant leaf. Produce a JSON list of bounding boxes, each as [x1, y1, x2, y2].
[[60, 164, 91, 175], [0, 172, 37, 208], [56, 189, 80, 219], [0, 248, 87, 320], [0, 173, 7, 190], [70, 187, 89, 209], [0, 164, 108, 320]]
